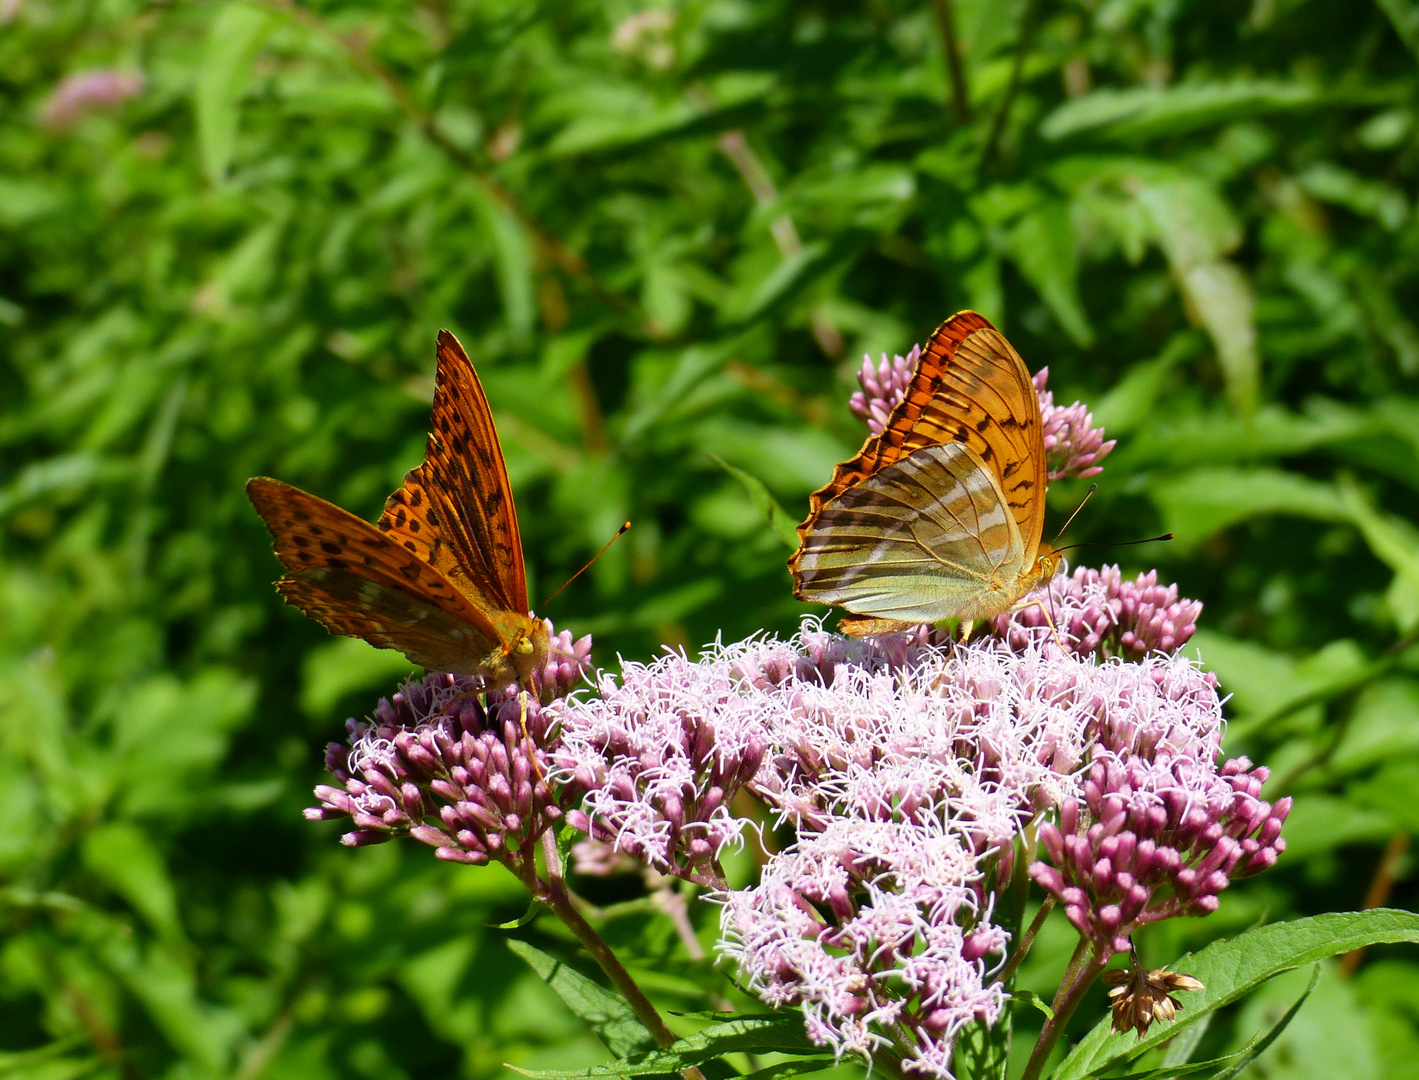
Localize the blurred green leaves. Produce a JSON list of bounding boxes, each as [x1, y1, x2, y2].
[[4, 0, 1419, 1075], [196, 2, 272, 183]]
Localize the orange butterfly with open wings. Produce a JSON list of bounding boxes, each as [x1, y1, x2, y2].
[[790, 310, 1060, 636], [247, 330, 548, 691]]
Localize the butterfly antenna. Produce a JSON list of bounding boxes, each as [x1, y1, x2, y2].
[[1051, 483, 1098, 545], [1053, 533, 1175, 554], [539, 522, 632, 611]]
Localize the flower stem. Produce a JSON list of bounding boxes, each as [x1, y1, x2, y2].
[[1019, 941, 1107, 1080], [538, 880, 697, 1067], [993, 897, 1055, 989]]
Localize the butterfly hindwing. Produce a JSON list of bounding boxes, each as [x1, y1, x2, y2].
[[792, 442, 1026, 623], [247, 476, 503, 649], [277, 567, 499, 673]]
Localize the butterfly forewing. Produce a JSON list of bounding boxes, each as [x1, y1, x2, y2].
[[378, 331, 527, 614], [247, 477, 503, 644]]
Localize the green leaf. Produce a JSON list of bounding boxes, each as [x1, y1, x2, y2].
[[739, 1060, 838, 1080], [299, 637, 414, 718], [505, 938, 660, 1061], [1205, 965, 1318, 1080], [1053, 910, 1419, 1080], [1180, 260, 1259, 413], [1149, 468, 1348, 546], [1012, 989, 1055, 1021], [1374, 0, 1419, 58], [490, 901, 543, 930], [1159, 1011, 1213, 1068], [707, 453, 800, 549], [473, 189, 537, 343], [194, 2, 272, 183], [1089, 332, 1200, 436], [1040, 81, 1324, 141], [510, 1014, 826, 1078], [1127, 175, 1257, 411], [1271, 795, 1395, 860], [81, 823, 183, 943], [723, 241, 832, 326], [1006, 201, 1094, 347], [1337, 474, 1419, 631]]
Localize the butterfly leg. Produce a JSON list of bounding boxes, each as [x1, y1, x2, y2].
[[517, 690, 550, 783], [1010, 597, 1069, 654]]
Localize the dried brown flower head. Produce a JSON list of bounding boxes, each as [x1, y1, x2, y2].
[[1103, 960, 1205, 1039]]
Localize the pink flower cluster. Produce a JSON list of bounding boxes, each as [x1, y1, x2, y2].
[[311, 594, 1281, 1077], [720, 818, 1007, 1073], [994, 565, 1203, 661], [847, 349, 1114, 481], [41, 69, 144, 130], [308, 674, 564, 866], [1030, 755, 1289, 955], [306, 620, 593, 868], [849, 345, 921, 435], [551, 650, 768, 884], [549, 623, 1233, 1073], [1033, 368, 1115, 481]]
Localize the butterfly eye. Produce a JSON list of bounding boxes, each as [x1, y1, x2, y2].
[[515, 638, 535, 655]]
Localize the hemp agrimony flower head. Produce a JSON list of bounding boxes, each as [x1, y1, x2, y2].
[[1029, 755, 1290, 955], [306, 619, 593, 869], [551, 648, 769, 885], [720, 817, 1008, 1073], [543, 621, 1246, 1074], [849, 345, 921, 435], [993, 564, 1204, 661], [1032, 367, 1116, 481]]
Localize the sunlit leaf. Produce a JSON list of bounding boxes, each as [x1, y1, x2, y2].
[[194, 2, 272, 183], [1055, 911, 1419, 1080]]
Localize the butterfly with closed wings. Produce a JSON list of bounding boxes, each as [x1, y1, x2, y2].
[[790, 310, 1061, 637], [248, 330, 549, 692]]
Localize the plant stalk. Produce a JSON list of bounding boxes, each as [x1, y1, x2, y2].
[[538, 879, 705, 1080], [1020, 941, 1106, 1080], [979, 0, 1042, 169], [930, 0, 972, 121]]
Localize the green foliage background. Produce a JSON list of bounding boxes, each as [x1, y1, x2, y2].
[[3, 0, 1419, 1076]]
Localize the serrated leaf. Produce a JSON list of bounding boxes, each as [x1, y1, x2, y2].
[[509, 1014, 826, 1078], [194, 2, 271, 183], [1203, 965, 1318, 1080], [506, 939, 660, 1061], [1053, 910, 1419, 1080], [707, 453, 800, 549]]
